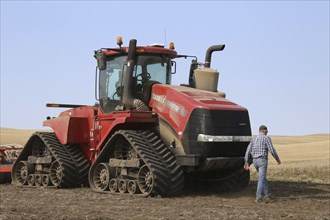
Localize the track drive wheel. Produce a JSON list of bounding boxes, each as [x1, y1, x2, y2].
[[13, 161, 34, 186]]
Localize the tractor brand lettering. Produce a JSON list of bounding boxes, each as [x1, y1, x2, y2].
[[152, 94, 187, 117]]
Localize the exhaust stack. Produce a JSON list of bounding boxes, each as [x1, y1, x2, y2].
[[122, 39, 137, 109], [194, 44, 225, 92], [121, 39, 150, 111], [204, 45, 225, 68]]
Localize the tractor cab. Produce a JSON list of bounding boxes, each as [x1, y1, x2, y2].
[[95, 38, 177, 113]]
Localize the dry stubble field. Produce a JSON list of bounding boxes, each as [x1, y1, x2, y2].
[[0, 128, 329, 220]]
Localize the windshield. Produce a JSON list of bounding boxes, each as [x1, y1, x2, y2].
[[134, 55, 170, 84], [99, 54, 171, 113], [99, 56, 125, 101]]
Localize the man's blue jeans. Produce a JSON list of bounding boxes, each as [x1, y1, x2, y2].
[[253, 158, 270, 199]]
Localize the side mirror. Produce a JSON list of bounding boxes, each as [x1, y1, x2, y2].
[[94, 50, 106, 70], [171, 61, 176, 74]]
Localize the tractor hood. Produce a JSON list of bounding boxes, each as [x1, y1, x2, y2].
[[149, 84, 249, 140]]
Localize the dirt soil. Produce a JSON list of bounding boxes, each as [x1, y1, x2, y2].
[[1, 131, 329, 219], [1, 181, 329, 220]]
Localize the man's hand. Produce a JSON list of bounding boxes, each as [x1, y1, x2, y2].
[[277, 159, 281, 165], [244, 163, 250, 170]]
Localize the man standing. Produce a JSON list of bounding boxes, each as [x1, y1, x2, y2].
[[244, 125, 281, 203]]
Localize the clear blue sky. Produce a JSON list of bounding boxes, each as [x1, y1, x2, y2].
[[1, 1, 329, 135]]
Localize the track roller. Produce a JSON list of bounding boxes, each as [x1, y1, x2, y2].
[[127, 180, 139, 195], [35, 174, 42, 187], [118, 179, 128, 193], [27, 174, 35, 186], [42, 174, 50, 186], [109, 179, 118, 192]]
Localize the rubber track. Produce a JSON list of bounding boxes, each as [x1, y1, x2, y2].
[[186, 168, 250, 193], [118, 130, 184, 196], [211, 168, 250, 192], [13, 132, 90, 188], [65, 144, 90, 186]]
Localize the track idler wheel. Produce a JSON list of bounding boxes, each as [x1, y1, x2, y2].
[[127, 180, 140, 195], [92, 163, 111, 191], [13, 161, 34, 186], [50, 161, 63, 187], [137, 165, 154, 195], [109, 179, 118, 193]]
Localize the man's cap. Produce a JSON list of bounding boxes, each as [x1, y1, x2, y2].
[[259, 125, 268, 131]]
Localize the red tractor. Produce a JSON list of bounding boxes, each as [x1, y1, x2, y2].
[[11, 38, 252, 196]]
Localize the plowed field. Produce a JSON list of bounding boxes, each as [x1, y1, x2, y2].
[[0, 129, 329, 220]]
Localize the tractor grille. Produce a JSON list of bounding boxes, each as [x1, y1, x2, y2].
[[181, 109, 251, 157]]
